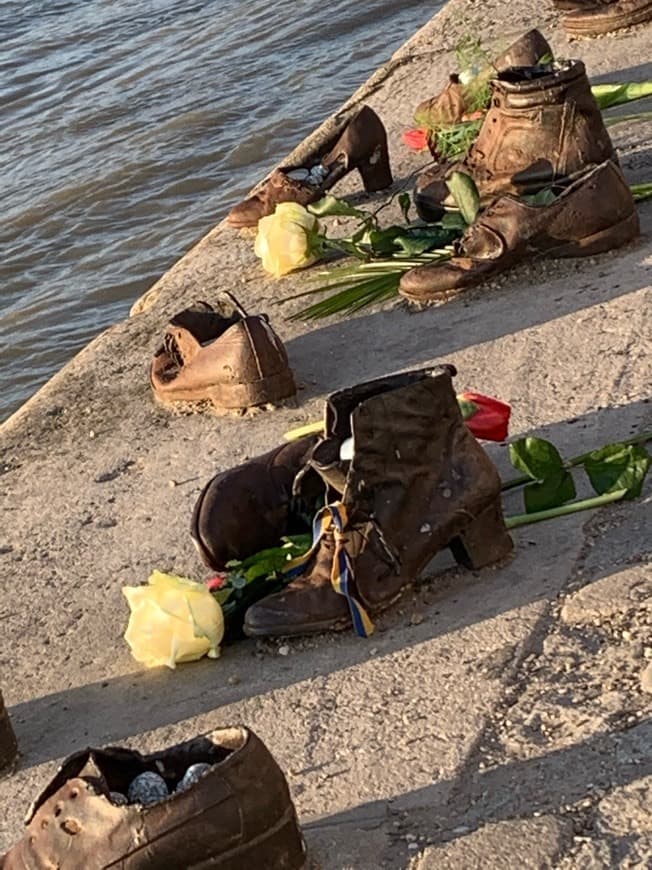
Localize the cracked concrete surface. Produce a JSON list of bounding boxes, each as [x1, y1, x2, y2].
[[1, 0, 651, 866]]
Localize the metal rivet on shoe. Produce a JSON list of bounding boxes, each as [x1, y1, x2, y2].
[[420, 523, 431, 534], [61, 818, 81, 835]]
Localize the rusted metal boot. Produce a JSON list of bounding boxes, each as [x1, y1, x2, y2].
[[150, 293, 296, 410], [191, 434, 320, 571], [2, 727, 306, 869], [244, 366, 513, 638], [415, 59, 616, 221], [400, 160, 639, 303], [0, 689, 18, 775]]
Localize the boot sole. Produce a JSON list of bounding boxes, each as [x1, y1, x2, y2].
[[244, 499, 514, 638], [151, 368, 297, 410], [563, 3, 652, 36]]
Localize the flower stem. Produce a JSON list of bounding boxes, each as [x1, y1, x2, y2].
[[501, 431, 652, 491], [504, 488, 627, 529]]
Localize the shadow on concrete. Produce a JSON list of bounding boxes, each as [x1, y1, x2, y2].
[[8, 393, 651, 770], [280, 206, 651, 400], [303, 718, 651, 859]]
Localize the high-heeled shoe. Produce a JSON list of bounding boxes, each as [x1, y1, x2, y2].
[[243, 367, 513, 638], [227, 104, 393, 228]]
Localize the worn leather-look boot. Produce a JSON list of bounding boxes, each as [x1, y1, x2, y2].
[[400, 160, 639, 303], [562, 0, 652, 36], [1, 727, 307, 869], [415, 59, 615, 222], [150, 294, 296, 410], [191, 435, 321, 571], [414, 30, 553, 152], [243, 367, 513, 638], [227, 105, 392, 228]]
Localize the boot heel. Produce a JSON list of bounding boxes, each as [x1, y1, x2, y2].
[[357, 143, 393, 192], [449, 499, 513, 570]]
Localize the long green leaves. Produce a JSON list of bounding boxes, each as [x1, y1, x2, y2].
[[592, 81, 652, 110]]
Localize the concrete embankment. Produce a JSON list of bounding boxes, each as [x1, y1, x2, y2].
[[1, 0, 651, 865]]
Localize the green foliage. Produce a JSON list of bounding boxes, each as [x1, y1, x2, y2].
[[583, 443, 650, 500], [446, 171, 480, 225], [433, 119, 483, 160], [523, 469, 576, 513], [592, 81, 652, 110]]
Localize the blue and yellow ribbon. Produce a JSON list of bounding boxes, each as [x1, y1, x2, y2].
[[284, 502, 375, 638]]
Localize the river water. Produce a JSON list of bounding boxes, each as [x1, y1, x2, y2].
[[0, 0, 439, 422]]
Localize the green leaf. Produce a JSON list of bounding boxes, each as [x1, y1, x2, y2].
[[583, 443, 651, 500], [308, 195, 368, 220], [523, 187, 557, 207], [591, 81, 652, 111], [398, 192, 411, 222], [365, 226, 407, 255], [446, 171, 480, 224], [440, 211, 467, 230], [509, 437, 565, 481], [213, 589, 232, 605], [524, 469, 576, 513]]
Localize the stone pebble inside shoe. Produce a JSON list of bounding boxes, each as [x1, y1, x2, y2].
[[1, 726, 307, 869], [150, 292, 296, 411]]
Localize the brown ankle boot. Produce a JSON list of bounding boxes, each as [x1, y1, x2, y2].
[[243, 367, 513, 638], [191, 435, 321, 571], [562, 0, 652, 36], [2, 728, 307, 869], [414, 30, 553, 153], [401, 160, 639, 303], [415, 59, 616, 222], [150, 293, 296, 410], [227, 105, 392, 228]]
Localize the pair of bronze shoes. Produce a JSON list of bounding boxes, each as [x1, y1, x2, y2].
[[552, 0, 652, 37], [192, 366, 513, 640], [400, 30, 640, 302]]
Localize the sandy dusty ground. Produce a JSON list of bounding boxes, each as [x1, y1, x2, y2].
[[1, 0, 651, 866]]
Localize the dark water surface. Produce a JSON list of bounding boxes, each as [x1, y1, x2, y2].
[[1, 0, 439, 421]]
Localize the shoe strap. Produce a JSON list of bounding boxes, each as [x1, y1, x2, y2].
[[283, 501, 375, 638]]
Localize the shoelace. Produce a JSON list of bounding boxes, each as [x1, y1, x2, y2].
[[283, 502, 375, 638]]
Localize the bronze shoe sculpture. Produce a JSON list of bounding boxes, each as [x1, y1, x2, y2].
[[243, 367, 513, 639], [561, 0, 652, 36], [1, 727, 307, 869], [150, 293, 296, 410], [227, 105, 392, 228], [191, 434, 321, 571], [414, 59, 616, 222], [414, 29, 553, 140], [400, 160, 639, 304]]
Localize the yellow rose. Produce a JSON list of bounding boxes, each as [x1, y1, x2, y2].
[[123, 571, 224, 669], [254, 202, 322, 277]]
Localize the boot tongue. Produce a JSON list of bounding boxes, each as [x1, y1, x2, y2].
[[310, 437, 349, 495]]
